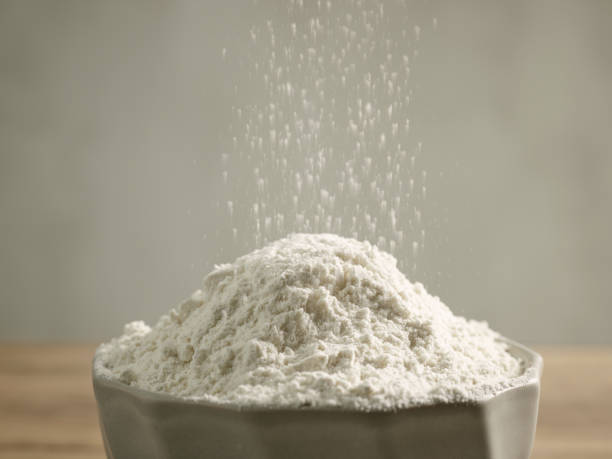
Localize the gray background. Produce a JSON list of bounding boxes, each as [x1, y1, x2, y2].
[[1, 0, 611, 344]]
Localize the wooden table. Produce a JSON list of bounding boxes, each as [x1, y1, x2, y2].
[[0, 345, 610, 459]]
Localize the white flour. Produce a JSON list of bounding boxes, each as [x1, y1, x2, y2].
[[96, 233, 524, 410], [221, 1, 430, 274]]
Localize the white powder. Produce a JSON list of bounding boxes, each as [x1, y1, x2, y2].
[[221, 1, 430, 273], [96, 233, 524, 410]]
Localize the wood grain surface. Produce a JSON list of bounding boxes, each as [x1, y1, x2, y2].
[[0, 344, 610, 459]]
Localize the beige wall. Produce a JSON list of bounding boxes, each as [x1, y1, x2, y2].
[[1, 0, 611, 343]]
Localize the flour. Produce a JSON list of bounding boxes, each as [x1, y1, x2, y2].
[[96, 233, 524, 410], [221, 1, 430, 274]]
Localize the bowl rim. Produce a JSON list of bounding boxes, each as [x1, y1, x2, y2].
[[92, 336, 542, 414]]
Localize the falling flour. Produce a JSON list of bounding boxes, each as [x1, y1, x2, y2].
[[96, 233, 525, 410], [220, 0, 431, 274]]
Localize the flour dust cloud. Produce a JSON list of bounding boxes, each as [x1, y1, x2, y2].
[[218, 0, 434, 274]]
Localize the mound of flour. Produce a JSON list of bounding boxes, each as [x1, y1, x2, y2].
[[96, 233, 524, 409]]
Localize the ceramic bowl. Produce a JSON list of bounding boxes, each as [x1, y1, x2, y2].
[[93, 338, 542, 459]]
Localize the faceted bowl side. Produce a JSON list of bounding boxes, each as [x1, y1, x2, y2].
[[93, 338, 541, 459]]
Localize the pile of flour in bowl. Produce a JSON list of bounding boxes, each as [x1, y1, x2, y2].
[[96, 233, 525, 410]]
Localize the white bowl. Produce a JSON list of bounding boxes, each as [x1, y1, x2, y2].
[[93, 337, 542, 459]]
